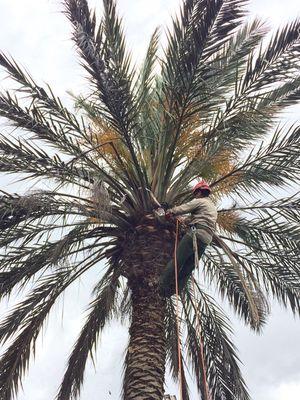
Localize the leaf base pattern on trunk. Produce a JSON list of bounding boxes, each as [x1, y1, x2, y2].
[[122, 229, 174, 399]]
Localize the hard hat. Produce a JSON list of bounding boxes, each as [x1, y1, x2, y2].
[[192, 180, 212, 194]]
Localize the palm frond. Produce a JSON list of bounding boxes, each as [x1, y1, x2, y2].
[[64, 0, 149, 206], [239, 255, 300, 315], [0, 270, 70, 400], [204, 244, 269, 331], [135, 28, 160, 112], [56, 270, 120, 400], [133, 28, 160, 154], [206, 76, 300, 154], [182, 286, 250, 400], [220, 194, 300, 225], [0, 251, 103, 400], [0, 223, 111, 299], [241, 19, 300, 93], [163, 0, 247, 94], [0, 91, 86, 159], [156, 0, 248, 197], [212, 124, 300, 195], [0, 52, 89, 139], [215, 194, 300, 316], [0, 191, 86, 233], [0, 135, 92, 186], [235, 219, 300, 261], [205, 19, 267, 89]]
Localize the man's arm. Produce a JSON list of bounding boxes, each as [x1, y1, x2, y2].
[[169, 198, 199, 216]]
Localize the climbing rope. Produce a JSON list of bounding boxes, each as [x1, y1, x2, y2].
[[192, 229, 211, 400], [174, 219, 210, 400], [191, 276, 211, 400], [174, 219, 183, 400]]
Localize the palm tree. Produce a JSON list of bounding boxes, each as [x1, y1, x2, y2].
[[0, 0, 299, 399]]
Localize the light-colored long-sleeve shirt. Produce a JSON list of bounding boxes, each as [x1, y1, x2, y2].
[[170, 197, 218, 244]]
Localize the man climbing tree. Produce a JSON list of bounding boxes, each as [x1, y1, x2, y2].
[[160, 180, 217, 296]]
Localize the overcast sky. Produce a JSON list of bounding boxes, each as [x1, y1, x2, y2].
[[0, 0, 299, 399]]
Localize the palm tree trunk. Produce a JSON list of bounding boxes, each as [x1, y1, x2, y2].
[[122, 227, 174, 399], [123, 284, 166, 399]]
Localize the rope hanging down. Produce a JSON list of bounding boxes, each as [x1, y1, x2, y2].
[[192, 229, 211, 400], [174, 219, 183, 400], [173, 220, 211, 400], [192, 277, 211, 400]]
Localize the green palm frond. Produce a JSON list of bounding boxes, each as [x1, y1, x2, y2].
[[221, 194, 300, 225], [241, 19, 300, 93], [0, 91, 86, 159], [215, 194, 300, 316], [57, 270, 120, 400], [0, 226, 102, 299], [163, 0, 247, 96], [0, 135, 92, 186], [211, 124, 300, 196], [0, 52, 88, 139], [0, 251, 103, 400], [206, 18, 267, 88], [209, 80, 300, 153], [154, 0, 248, 197], [240, 255, 300, 314], [64, 0, 149, 206], [182, 286, 250, 400], [0, 270, 70, 400], [205, 246, 269, 330], [135, 28, 160, 110], [134, 28, 160, 157], [235, 218, 300, 255]]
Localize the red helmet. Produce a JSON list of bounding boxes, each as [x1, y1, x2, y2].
[[192, 180, 211, 194]]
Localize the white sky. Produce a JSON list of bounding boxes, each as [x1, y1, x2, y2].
[[0, 0, 299, 399]]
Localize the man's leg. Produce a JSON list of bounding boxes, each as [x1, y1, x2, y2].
[[178, 239, 207, 281], [177, 239, 207, 292], [159, 233, 194, 297]]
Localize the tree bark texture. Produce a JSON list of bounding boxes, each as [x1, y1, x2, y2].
[[122, 225, 175, 400]]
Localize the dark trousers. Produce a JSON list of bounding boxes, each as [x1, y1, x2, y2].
[[160, 233, 207, 297]]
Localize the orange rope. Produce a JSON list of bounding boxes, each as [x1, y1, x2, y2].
[[192, 276, 211, 400], [174, 219, 183, 400], [173, 219, 210, 399]]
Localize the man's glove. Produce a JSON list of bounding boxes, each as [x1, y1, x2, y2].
[[165, 210, 174, 220]]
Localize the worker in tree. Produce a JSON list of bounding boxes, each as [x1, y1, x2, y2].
[[160, 180, 217, 297]]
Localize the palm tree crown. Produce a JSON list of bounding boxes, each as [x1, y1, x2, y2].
[[0, 0, 299, 399]]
